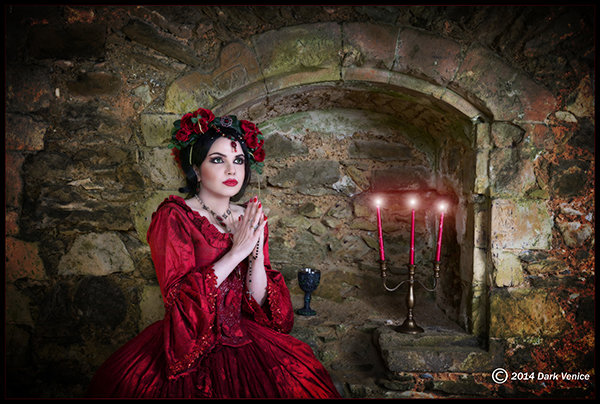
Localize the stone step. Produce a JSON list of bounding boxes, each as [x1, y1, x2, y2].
[[373, 325, 505, 373]]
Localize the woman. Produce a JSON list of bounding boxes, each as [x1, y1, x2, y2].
[[85, 109, 341, 398]]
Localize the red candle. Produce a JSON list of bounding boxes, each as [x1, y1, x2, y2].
[[435, 204, 445, 261], [376, 200, 385, 261], [410, 199, 416, 265]]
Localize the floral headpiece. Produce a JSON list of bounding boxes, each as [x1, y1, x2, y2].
[[169, 108, 265, 174]]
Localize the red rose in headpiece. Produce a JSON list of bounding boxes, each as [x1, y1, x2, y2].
[[253, 147, 265, 163], [175, 128, 191, 142], [195, 108, 215, 132], [241, 120, 262, 148], [241, 120, 260, 136], [244, 132, 259, 148], [179, 112, 200, 135]]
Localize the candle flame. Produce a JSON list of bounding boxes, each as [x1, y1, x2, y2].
[[440, 203, 446, 212], [376, 198, 382, 206], [410, 198, 416, 207]]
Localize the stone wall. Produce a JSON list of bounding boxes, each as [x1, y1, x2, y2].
[[5, 6, 595, 398]]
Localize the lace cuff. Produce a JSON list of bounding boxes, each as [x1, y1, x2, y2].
[[164, 265, 219, 379]]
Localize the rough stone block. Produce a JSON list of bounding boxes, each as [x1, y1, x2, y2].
[[5, 114, 47, 151], [490, 199, 552, 250], [374, 326, 503, 373], [140, 114, 178, 147], [549, 159, 591, 198], [475, 122, 492, 150], [342, 22, 399, 70], [394, 27, 463, 86], [556, 221, 593, 247], [5, 210, 19, 236], [455, 43, 557, 122], [141, 147, 184, 189], [5, 237, 46, 283], [489, 288, 571, 338], [491, 250, 525, 287], [252, 22, 341, 80], [333, 175, 361, 197], [526, 259, 567, 276], [337, 235, 371, 261], [57, 232, 135, 276], [298, 202, 323, 218], [165, 41, 263, 113], [264, 133, 309, 160], [489, 148, 537, 197], [122, 19, 200, 67], [34, 185, 134, 231], [5, 152, 25, 208], [567, 73, 594, 119], [473, 149, 489, 194], [280, 215, 312, 229], [491, 122, 525, 148]]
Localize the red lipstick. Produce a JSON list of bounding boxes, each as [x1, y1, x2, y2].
[[223, 179, 238, 187]]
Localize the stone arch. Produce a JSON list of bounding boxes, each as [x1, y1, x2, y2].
[[158, 22, 558, 337]]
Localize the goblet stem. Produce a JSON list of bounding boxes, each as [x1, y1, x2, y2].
[[297, 291, 316, 316]]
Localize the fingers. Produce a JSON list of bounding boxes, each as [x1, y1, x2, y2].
[[249, 198, 266, 237], [241, 196, 264, 228], [236, 196, 266, 240], [231, 197, 266, 259]]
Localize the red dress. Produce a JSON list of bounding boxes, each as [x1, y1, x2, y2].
[[85, 196, 341, 398]]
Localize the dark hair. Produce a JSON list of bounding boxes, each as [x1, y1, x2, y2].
[[178, 126, 252, 202]]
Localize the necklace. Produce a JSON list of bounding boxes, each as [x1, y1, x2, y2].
[[195, 195, 232, 234]]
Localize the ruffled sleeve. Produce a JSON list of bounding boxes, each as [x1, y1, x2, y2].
[[242, 224, 294, 334], [146, 197, 220, 379]]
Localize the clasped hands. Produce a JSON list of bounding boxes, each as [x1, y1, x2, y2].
[[231, 196, 267, 260]]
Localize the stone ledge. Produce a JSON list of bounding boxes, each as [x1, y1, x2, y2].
[[374, 326, 504, 373]]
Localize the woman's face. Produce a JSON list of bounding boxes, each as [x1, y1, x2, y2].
[[196, 136, 245, 199]]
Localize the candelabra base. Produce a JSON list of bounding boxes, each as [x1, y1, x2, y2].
[[396, 318, 424, 334], [381, 260, 441, 335]]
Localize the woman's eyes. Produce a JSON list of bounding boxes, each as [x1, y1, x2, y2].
[[210, 157, 245, 165]]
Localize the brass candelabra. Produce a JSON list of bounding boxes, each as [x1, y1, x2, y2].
[[380, 260, 441, 334]]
